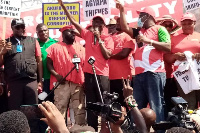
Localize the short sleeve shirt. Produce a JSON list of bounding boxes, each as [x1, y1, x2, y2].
[[171, 32, 200, 72], [35, 40, 41, 57], [38, 38, 58, 80], [109, 32, 136, 79], [133, 25, 170, 75], [46, 42, 85, 89], [81, 28, 114, 76]]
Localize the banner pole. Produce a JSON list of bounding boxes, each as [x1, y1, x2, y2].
[[2, 17, 7, 40]]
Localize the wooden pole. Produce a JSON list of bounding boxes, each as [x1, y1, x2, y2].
[[2, 17, 7, 40]]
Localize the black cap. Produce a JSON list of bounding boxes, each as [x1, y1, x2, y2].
[[11, 18, 25, 27]]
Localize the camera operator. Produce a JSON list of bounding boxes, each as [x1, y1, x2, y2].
[[105, 76, 148, 133]]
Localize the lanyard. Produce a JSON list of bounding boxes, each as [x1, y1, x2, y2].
[[15, 38, 20, 45]]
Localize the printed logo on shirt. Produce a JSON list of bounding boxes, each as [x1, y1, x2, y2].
[[115, 43, 123, 49]]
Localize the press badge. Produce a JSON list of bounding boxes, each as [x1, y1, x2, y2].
[[16, 45, 23, 52]]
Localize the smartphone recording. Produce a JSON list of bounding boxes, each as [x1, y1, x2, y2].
[[20, 104, 44, 120]]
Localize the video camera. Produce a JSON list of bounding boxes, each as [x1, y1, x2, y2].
[[153, 97, 196, 131], [86, 91, 122, 123]]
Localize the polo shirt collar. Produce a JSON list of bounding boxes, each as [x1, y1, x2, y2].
[[37, 37, 55, 43]]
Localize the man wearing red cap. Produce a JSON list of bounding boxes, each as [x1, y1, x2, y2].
[[116, 1, 171, 122], [164, 12, 200, 110], [57, 0, 114, 131], [46, 25, 86, 126]]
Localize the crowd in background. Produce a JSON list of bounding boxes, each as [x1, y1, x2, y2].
[[1, 0, 200, 132]]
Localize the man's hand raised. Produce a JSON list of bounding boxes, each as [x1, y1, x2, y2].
[[122, 75, 133, 99], [57, 0, 64, 5], [116, 0, 124, 12]]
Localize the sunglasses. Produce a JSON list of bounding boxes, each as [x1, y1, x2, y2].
[[14, 24, 25, 30]]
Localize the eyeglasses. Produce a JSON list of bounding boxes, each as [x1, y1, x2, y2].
[[14, 24, 25, 30]]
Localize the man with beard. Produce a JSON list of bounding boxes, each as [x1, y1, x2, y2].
[[36, 23, 58, 100], [57, 0, 114, 131], [0, 18, 42, 110], [46, 25, 86, 126]]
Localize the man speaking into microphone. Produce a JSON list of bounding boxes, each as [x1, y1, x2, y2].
[[46, 25, 86, 126], [57, 0, 114, 131]]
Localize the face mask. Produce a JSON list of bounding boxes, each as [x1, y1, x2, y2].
[[137, 17, 144, 28]]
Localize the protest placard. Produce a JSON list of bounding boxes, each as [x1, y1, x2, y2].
[[42, 2, 80, 29], [173, 51, 200, 94], [0, 0, 21, 39], [0, 0, 21, 18], [183, 0, 200, 11], [83, 0, 111, 21]]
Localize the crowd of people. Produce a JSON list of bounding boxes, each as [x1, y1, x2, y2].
[[1, 0, 200, 132]]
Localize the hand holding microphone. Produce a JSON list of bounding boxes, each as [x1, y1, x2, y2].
[[93, 27, 100, 45]]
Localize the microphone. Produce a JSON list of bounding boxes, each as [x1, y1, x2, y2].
[[94, 27, 99, 45], [72, 54, 81, 72], [88, 56, 95, 65], [137, 31, 144, 48]]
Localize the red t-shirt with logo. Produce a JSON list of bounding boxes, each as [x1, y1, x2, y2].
[[171, 31, 200, 71], [46, 42, 85, 89], [109, 32, 135, 79], [81, 28, 114, 76], [133, 25, 170, 75]]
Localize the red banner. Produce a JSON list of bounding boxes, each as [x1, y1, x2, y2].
[[0, 0, 183, 43]]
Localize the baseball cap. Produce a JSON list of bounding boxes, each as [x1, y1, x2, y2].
[[11, 18, 25, 27], [107, 18, 117, 26], [92, 13, 105, 25], [59, 25, 75, 32], [136, 7, 155, 19], [180, 12, 196, 22], [114, 16, 120, 21]]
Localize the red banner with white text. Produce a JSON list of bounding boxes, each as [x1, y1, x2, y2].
[[0, 0, 183, 43]]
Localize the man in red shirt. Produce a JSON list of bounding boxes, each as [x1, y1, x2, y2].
[[164, 12, 200, 110], [157, 15, 180, 114], [57, 0, 114, 131], [46, 25, 86, 126], [116, 1, 171, 123]]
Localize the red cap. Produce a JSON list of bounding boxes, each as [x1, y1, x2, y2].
[[59, 25, 75, 32], [180, 12, 196, 22], [136, 7, 155, 18], [92, 13, 105, 25]]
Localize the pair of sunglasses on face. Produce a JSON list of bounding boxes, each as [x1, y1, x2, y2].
[[14, 24, 25, 30]]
